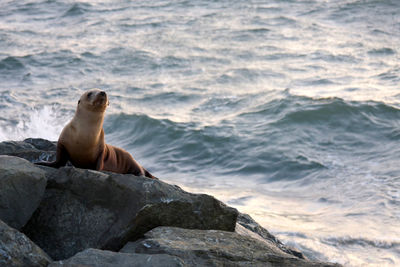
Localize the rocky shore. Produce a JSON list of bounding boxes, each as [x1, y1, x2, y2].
[[0, 138, 340, 267]]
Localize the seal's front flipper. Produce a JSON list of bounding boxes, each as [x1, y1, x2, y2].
[[35, 143, 69, 168]]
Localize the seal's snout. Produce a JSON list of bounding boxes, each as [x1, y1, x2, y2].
[[80, 89, 108, 111]]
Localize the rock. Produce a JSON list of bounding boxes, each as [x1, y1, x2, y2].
[[0, 156, 47, 229], [22, 166, 238, 260], [49, 248, 185, 267], [0, 138, 56, 163], [236, 213, 305, 259], [120, 226, 339, 267], [0, 219, 52, 267]]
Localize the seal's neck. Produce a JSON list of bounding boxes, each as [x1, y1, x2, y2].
[[72, 107, 105, 138]]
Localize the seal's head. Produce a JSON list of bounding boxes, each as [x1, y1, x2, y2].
[[78, 88, 109, 113]]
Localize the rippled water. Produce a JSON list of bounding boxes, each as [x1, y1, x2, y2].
[[1, 0, 400, 266]]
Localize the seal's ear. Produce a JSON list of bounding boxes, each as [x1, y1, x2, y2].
[[78, 100, 81, 104]]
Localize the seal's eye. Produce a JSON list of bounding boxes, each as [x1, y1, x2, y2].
[[87, 92, 93, 98]]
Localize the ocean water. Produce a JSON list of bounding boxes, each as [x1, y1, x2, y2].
[[1, 0, 399, 265]]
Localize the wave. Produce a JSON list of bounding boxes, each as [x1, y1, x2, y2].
[[322, 236, 400, 250], [368, 48, 397, 56], [0, 56, 25, 71], [100, 94, 400, 183], [2, 92, 399, 186], [104, 113, 239, 166], [62, 3, 91, 17], [240, 94, 400, 136]]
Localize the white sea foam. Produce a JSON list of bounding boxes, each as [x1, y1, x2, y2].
[[0, 106, 68, 142]]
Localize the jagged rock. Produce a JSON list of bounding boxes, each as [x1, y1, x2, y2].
[[49, 248, 185, 267], [22, 166, 238, 260], [236, 213, 305, 259], [0, 138, 56, 163], [120, 226, 339, 267], [0, 219, 52, 267], [0, 156, 47, 229]]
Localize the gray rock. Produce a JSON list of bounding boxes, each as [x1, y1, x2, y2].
[[0, 219, 52, 267], [0, 156, 47, 229], [0, 138, 56, 163], [121, 227, 340, 267], [22, 167, 238, 260], [236, 213, 305, 259], [49, 248, 185, 267]]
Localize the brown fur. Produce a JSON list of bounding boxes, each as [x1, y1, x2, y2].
[[36, 89, 157, 179]]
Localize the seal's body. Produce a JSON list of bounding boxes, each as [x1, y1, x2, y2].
[[36, 89, 156, 179]]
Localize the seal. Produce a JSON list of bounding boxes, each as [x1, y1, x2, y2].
[[36, 89, 157, 179]]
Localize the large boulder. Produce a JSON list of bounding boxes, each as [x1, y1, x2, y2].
[[0, 156, 47, 229], [49, 248, 185, 267], [120, 226, 339, 267], [22, 166, 238, 260], [0, 219, 52, 267]]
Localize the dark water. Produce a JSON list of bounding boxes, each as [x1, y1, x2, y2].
[[1, 0, 400, 266]]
